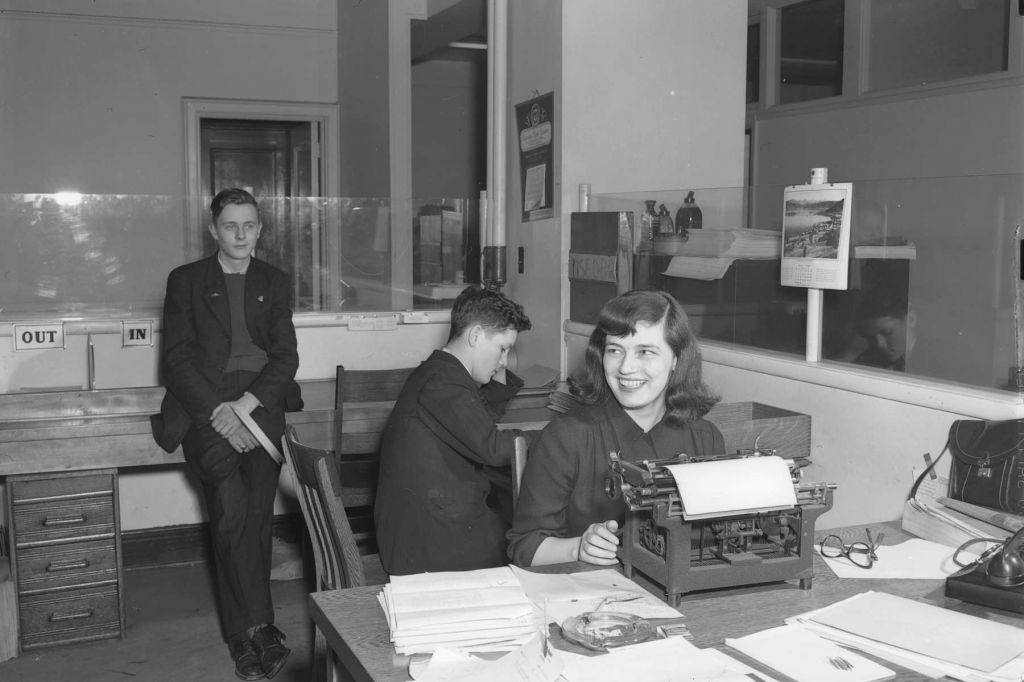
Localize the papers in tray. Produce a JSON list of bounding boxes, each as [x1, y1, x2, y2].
[[379, 567, 537, 655], [785, 591, 1024, 682], [902, 467, 1013, 548]]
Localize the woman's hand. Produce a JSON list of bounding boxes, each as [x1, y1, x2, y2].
[[577, 520, 620, 565]]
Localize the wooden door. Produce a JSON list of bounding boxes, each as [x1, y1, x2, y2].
[[200, 119, 319, 310]]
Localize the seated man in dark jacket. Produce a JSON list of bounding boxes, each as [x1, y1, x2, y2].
[[374, 286, 532, 575]]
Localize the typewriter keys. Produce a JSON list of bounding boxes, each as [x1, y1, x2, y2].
[[560, 611, 653, 651]]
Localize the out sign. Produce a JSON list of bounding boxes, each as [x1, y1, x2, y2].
[[122, 321, 154, 347], [13, 323, 65, 350]]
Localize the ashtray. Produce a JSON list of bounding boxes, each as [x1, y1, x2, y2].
[[560, 611, 653, 652]]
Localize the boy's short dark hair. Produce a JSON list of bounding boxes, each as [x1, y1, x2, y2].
[[210, 188, 258, 221], [447, 286, 531, 342], [856, 287, 907, 322]]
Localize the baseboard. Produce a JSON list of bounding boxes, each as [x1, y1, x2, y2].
[[121, 510, 376, 570]]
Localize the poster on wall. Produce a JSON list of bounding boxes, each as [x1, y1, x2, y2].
[[514, 92, 555, 222], [780, 182, 853, 290]]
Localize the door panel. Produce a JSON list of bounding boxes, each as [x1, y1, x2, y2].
[[200, 119, 317, 310]]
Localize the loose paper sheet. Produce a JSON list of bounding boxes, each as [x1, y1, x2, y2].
[[802, 591, 1024, 673], [820, 538, 976, 579], [508, 566, 682, 624], [726, 624, 894, 682], [560, 637, 775, 682]]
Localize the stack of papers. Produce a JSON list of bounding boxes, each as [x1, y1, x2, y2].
[[902, 468, 1012, 548], [786, 591, 1024, 682], [378, 567, 537, 655], [670, 229, 782, 259], [659, 230, 781, 281], [853, 237, 917, 260]]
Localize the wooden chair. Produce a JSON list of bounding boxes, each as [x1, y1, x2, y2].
[[333, 364, 415, 458], [281, 424, 369, 682], [512, 435, 528, 510], [331, 365, 415, 535]]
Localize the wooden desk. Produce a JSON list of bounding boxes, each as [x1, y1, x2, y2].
[[309, 527, 1024, 682]]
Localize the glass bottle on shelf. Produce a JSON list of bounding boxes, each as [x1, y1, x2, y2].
[[656, 204, 675, 238], [637, 199, 657, 252]]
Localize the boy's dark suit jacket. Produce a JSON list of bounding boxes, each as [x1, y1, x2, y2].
[[151, 254, 302, 453]]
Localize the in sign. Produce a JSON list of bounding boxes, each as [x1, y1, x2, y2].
[[122, 320, 154, 348]]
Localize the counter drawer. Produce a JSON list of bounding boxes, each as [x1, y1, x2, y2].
[[19, 584, 121, 650], [13, 499, 115, 547], [9, 471, 114, 505], [15, 538, 119, 594]]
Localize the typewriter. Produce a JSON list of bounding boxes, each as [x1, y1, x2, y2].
[[606, 448, 835, 607]]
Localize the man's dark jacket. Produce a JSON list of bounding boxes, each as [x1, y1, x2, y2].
[[151, 254, 302, 453], [374, 350, 525, 575]]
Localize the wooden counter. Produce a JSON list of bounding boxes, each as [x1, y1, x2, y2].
[[0, 381, 554, 476]]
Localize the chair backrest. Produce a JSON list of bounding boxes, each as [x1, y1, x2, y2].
[[333, 365, 415, 459], [282, 425, 366, 591], [512, 435, 528, 510]]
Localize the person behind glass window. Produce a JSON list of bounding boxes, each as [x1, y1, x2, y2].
[[847, 288, 914, 372], [507, 289, 724, 567]]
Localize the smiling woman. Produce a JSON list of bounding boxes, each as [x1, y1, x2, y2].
[[506, 289, 725, 568]]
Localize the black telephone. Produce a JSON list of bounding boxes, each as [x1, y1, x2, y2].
[[945, 525, 1024, 614]]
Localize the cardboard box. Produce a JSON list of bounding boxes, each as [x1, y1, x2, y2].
[[705, 402, 810, 461]]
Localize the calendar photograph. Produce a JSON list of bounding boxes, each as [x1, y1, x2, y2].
[[780, 182, 852, 290]]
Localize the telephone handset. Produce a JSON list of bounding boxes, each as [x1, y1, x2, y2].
[[945, 525, 1024, 614]]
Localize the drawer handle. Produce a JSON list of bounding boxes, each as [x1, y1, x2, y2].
[[46, 559, 91, 572], [49, 609, 94, 622], [42, 514, 86, 527]]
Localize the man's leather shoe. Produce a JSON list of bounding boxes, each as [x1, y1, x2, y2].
[[252, 624, 290, 679], [228, 637, 265, 681]]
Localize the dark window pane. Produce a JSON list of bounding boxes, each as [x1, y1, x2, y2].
[[780, 0, 844, 104], [867, 0, 1009, 92]]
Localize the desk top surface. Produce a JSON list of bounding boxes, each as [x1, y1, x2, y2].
[[309, 526, 1023, 682]]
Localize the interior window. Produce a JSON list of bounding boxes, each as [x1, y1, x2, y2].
[[867, 0, 1009, 92], [779, 0, 845, 105]]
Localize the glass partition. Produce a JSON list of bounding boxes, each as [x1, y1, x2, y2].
[[0, 193, 482, 320], [590, 173, 1023, 392]]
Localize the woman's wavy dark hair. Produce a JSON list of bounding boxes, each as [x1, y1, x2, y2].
[[569, 289, 718, 425]]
